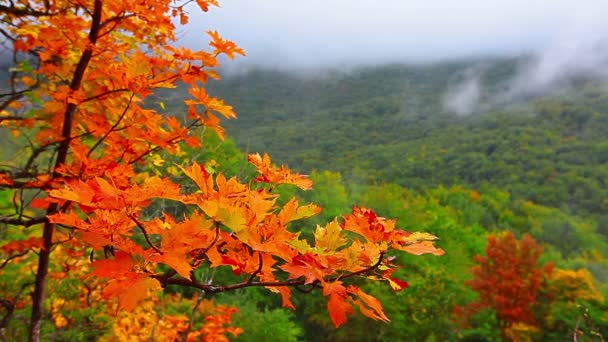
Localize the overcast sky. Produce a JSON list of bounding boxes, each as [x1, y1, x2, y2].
[[179, 0, 608, 68]]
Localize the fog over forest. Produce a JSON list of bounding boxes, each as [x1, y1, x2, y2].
[[172, 1, 608, 115], [3, 0, 608, 104]]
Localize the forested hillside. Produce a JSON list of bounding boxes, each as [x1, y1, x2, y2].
[[184, 60, 608, 218]]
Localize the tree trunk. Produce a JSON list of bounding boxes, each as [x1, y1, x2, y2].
[[27, 2, 102, 339], [27, 219, 55, 342]]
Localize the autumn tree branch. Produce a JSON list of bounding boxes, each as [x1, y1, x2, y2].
[[153, 252, 386, 295], [127, 119, 203, 165], [0, 4, 49, 17]]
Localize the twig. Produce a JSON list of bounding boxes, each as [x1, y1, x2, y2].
[[181, 291, 204, 342], [193, 225, 220, 260], [247, 252, 263, 284], [86, 93, 134, 158], [0, 282, 33, 329], [294, 284, 318, 293], [0, 251, 29, 269], [129, 215, 163, 255]]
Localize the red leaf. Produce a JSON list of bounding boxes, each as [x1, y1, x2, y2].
[[383, 269, 409, 292]]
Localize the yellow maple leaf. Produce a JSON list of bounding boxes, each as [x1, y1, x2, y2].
[[314, 220, 347, 253]]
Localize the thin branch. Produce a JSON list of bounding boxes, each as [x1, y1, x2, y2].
[[0, 93, 24, 113], [193, 225, 220, 260], [0, 116, 42, 123], [247, 252, 263, 284], [23, 140, 63, 176], [86, 93, 134, 158], [99, 14, 136, 38], [181, 291, 204, 342], [154, 252, 386, 294], [0, 282, 33, 329], [169, 0, 195, 9], [127, 119, 202, 165], [0, 26, 16, 42], [0, 250, 30, 269], [0, 180, 50, 190], [129, 215, 163, 255], [0, 81, 39, 98], [0, 215, 47, 227], [50, 236, 74, 248], [0, 4, 49, 17], [294, 284, 318, 294], [80, 88, 129, 104]]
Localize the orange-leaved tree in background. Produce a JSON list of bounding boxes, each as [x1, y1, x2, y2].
[[457, 231, 553, 336], [0, 1, 444, 341]]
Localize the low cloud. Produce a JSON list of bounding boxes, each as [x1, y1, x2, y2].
[[505, 13, 608, 99], [182, 0, 589, 69], [442, 6, 608, 114], [443, 68, 482, 115]]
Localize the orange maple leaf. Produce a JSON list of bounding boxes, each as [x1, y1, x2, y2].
[[207, 31, 245, 59], [0, 237, 44, 254], [248, 153, 313, 190], [347, 286, 390, 322], [323, 281, 354, 328], [91, 252, 160, 312], [396, 240, 445, 256], [341, 207, 397, 245], [195, 0, 219, 12]]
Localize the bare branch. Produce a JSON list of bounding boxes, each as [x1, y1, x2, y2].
[[180, 291, 204, 342], [80, 88, 129, 104], [0, 215, 47, 227]]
